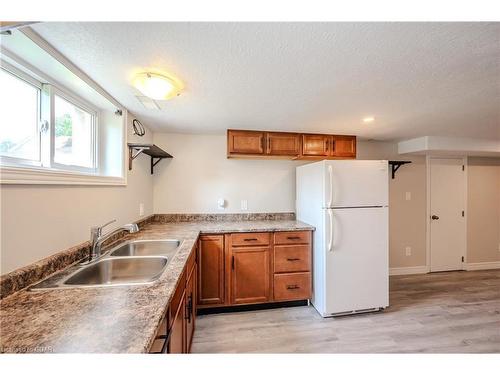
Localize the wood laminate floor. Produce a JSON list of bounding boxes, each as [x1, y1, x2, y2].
[[191, 270, 500, 353]]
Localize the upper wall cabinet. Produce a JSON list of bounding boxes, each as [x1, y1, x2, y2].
[[227, 130, 265, 155], [227, 129, 356, 160], [266, 132, 301, 156], [332, 135, 357, 157], [302, 134, 330, 157]]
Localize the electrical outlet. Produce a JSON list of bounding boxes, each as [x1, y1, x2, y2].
[[405, 246, 412, 256], [405, 192, 411, 201], [241, 200, 248, 211], [139, 203, 144, 216]]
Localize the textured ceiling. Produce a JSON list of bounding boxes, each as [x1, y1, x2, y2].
[[31, 22, 500, 140]]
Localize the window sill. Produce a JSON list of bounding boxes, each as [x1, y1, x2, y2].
[[0, 165, 126, 186]]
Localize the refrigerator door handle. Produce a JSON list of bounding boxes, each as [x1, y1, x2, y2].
[[327, 209, 334, 252], [327, 165, 333, 207]]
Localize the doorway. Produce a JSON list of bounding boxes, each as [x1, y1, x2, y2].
[[428, 157, 466, 272]]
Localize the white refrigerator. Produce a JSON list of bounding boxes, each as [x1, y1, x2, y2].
[[296, 160, 389, 317]]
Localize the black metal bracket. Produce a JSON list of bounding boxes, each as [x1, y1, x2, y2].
[[151, 157, 163, 174], [128, 143, 173, 175], [388, 160, 412, 179]]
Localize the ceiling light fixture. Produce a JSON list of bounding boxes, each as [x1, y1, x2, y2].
[[133, 72, 183, 100], [363, 116, 375, 123]]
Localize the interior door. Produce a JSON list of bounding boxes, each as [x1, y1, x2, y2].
[[430, 158, 466, 272]]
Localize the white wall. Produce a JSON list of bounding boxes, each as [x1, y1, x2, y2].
[[0, 114, 153, 274], [3, 129, 497, 275], [153, 133, 299, 213], [467, 157, 500, 263], [153, 133, 428, 269]]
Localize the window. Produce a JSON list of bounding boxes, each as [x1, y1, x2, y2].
[[0, 68, 41, 163], [53, 94, 96, 170], [0, 63, 98, 174]]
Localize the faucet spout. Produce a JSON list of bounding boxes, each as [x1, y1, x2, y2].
[[88, 221, 140, 262]]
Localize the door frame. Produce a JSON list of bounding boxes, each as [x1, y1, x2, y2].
[[425, 155, 468, 272]]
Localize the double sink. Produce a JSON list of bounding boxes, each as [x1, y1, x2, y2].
[[32, 240, 182, 289]]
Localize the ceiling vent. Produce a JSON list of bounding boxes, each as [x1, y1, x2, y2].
[[135, 95, 160, 110]]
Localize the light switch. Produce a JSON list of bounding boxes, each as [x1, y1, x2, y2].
[[139, 203, 144, 216], [405, 192, 411, 201], [405, 246, 412, 256]]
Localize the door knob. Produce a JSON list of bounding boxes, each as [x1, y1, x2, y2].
[[431, 215, 439, 220]]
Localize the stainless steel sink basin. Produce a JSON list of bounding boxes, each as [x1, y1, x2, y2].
[[63, 257, 168, 286], [109, 240, 181, 257]]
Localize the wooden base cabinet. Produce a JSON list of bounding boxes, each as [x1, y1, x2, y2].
[[230, 245, 271, 305], [198, 235, 225, 306], [197, 231, 312, 310], [149, 246, 197, 354]]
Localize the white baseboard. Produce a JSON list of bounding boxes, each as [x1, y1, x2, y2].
[[464, 261, 500, 271], [389, 266, 429, 276]]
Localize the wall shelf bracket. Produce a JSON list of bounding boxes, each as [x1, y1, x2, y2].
[[128, 143, 173, 175], [388, 160, 412, 179]]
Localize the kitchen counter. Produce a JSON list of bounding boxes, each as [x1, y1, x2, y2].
[[0, 219, 313, 353]]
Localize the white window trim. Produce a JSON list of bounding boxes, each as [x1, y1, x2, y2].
[[49, 85, 100, 174], [0, 164, 126, 186], [0, 61, 43, 168], [0, 34, 128, 186]]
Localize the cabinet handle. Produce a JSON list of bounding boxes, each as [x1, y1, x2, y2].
[[185, 294, 193, 323], [286, 284, 300, 290], [231, 255, 235, 270], [286, 236, 301, 240], [325, 139, 329, 152], [286, 258, 300, 261], [243, 238, 258, 241]]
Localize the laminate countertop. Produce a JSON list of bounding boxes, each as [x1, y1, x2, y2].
[[0, 220, 313, 353]]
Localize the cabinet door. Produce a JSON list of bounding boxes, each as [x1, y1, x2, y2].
[[230, 246, 270, 305], [227, 130, 265, 155], [185, 266, 196, 352], [198, 235, 225, 306], [168, 293, 185, 354], [266, 132, 300, 156], [302, 134, 330, 156], [331, 135, 356, 157]]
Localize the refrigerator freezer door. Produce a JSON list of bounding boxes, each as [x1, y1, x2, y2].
[[324, 207, 389, 315], [324, 160, 389, 208]]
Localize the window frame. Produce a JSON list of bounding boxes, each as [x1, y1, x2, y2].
[[49, 85, 100, 174], [0, 61, 43, 168], [0, 57, 125, 185]]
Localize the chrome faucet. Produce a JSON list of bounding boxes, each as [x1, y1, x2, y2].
[[88, 219, 139, 262]]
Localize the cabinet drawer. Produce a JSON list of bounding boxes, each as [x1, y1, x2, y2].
[[274, 231, 311, 245], [273, 272, 311, 301], [231, 232, 270, 247], [274, 245, 311, 273]]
